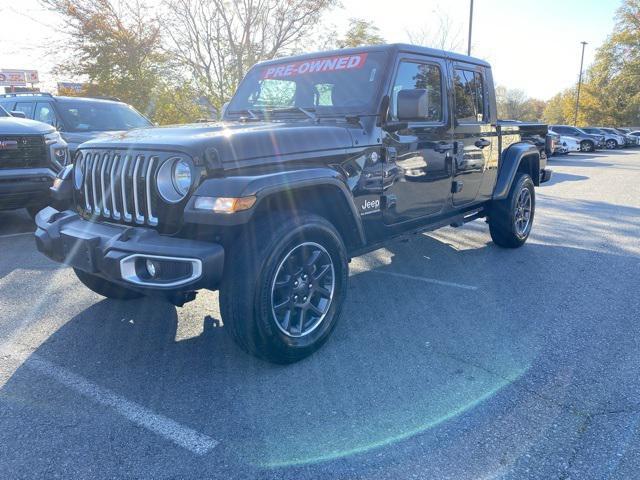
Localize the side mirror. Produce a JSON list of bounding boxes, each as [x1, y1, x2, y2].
[[10, 111, 26, 119], [396, 89, 428, 121]]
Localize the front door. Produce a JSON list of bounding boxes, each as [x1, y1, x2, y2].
[[382, 56, 453, 225], [451, 64, 492, 206]]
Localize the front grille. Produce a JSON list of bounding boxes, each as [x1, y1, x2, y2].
[[75, 149, 187, 228], [0, 135, 47, 168]]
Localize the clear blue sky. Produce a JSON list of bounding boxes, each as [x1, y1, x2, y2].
[[0, 0, 622, 100], [330, 0, 620, 99]]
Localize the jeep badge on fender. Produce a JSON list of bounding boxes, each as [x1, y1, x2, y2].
[[35, 44, 552, 363]]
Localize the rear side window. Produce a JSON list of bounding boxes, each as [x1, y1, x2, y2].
[[454, 68, 485, 123], [390, 61, 443, 122], [14, 102, 35, 118]]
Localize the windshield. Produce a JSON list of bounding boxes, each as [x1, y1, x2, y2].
[[57, 101, 151, 132], [226, 51, 389, 118], [0, 105, 9, 117]]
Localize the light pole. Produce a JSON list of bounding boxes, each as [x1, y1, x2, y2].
[[574, 41, 588, 126], [467, 0, 474, 56]]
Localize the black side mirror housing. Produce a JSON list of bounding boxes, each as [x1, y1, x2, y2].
[[396, 89, 428, 121]]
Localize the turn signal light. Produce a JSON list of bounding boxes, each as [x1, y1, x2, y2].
[[194, 195, 256, 214]]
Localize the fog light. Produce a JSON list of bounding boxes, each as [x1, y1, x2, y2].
[[146, 259, 160, 278]]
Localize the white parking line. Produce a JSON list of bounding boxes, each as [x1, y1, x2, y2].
[[370, 270, 478, 291], [10, 351, 219, 455], [0, 232, 33, 239]]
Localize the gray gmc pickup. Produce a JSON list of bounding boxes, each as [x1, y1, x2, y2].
[[36, 44, 552, 363]]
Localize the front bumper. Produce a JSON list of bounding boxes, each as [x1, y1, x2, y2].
[[35, 207, 225, 294], [0, 167, 56, 210]]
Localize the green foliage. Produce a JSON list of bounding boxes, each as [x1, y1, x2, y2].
[[338, 18, 386, 48]]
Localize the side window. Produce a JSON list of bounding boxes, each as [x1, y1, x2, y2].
[[390, 61, 443, 122], [34, 102, 60, 128], [454, 68, 485, 123], [0, 101, 16, 112], [14, 102, 35, 118]]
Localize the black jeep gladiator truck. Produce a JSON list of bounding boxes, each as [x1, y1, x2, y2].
[[0, 106, 68, 216], [35, 44, 552, 363]]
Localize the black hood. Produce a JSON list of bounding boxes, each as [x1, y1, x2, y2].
[[80, 121, 354, 165], [0, 117, 55, 135]]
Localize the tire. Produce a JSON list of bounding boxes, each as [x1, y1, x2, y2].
[[580, 140, 594, 152], [606, 139, 618, 150], [488, 173, 535, 248], [74, 268, 144, 300], [219, 212, 349, 364]]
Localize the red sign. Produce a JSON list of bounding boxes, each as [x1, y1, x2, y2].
[[262, 53, 368, 79]]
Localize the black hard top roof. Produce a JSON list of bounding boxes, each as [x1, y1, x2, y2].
[[255, 43, 491, 69]]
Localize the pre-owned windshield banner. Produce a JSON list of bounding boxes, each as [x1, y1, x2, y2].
[[262, 53, 368, 79]]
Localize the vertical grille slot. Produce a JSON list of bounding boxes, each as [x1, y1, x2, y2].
[[110, 155, 121, 220], [146, 156, 158, 226], [100, 153, 111, 218], [120, 155, 133, 222], [91, 153, 101, 216], [132, 155, 145, 224]]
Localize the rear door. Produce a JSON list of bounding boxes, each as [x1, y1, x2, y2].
[[382, 55, 454, 225], [451, 63, 493, 206]]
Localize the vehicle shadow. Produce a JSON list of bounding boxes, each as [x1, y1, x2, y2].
[[0, 209, 34, 236], [542, 171, 589, 186], [2, 229, 640, 478]]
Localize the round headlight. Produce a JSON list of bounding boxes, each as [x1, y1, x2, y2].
[[73, 153, 84, 189], [172, 159, 192, 196], [156, 157, 193, 203]]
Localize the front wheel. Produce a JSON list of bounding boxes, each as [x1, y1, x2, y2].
[[488, 173, 535, 248], [219, 213, 349, 363], [580, 141, 594, 152]]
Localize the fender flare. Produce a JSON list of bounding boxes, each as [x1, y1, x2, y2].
[[184, 167, 366, 246], [493, 143, 540, 200]]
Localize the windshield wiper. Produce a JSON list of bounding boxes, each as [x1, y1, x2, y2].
[[227, 109, 261, 121], [262, 106, 318, 121]]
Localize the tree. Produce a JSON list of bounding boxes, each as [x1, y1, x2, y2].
[[337, 18, 385, 48], [496, 86, 546, 122], [576, 0, 640, 126], [161, 0, 338, 110], [405, 10, 463, 52], [41, 1, 165, 115]]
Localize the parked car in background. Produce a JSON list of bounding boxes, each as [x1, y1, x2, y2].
[[0, 105, 68, 217], [548, 125, 604, 152], [546, 131, 564, 155], [558, 136, 581, 154], [613, 128, 639, 146], [0, 93, 152, 156], [628, 130, 640, 140], [597, 128, 627, 149]]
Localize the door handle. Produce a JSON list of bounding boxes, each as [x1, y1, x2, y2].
[[434, 142, 455, 153], [475, 138, 491, 149]]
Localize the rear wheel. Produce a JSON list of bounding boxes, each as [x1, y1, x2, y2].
[[74, 268, 143, 300], [488, 173, 535, 248], [219, 213, 348, 363], [606, 139, 618, 150]]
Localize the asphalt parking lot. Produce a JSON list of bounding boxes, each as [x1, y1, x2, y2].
[[1, 150, 639, 480]]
